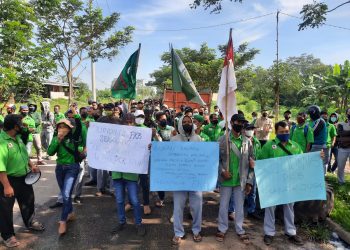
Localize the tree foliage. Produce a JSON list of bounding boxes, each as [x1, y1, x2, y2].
[[31, 0, 134, 103], [147, 42, 259, 92], [0, 0, 56, 101], [190, 0, 350, 30]]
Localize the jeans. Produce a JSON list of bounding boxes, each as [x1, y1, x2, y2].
[[337, 148, 350, 184], [218, 186, 245, 235], [113, 179, 142, 225], [246, 178, 257, 214], [55, 163, 80, 221], [173, 191, 202, 237], [139, 174, 150, 206], [310, 144, 327, 175], [328, 147, 338, 172], [0, 176, 35, 241], [97, 170, 110, 192], [41, 130, 54, 150], [264, 203, 296, 236]]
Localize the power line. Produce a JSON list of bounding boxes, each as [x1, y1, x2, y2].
[[280, 12, 350, 31], [135, 12, 275, 32]]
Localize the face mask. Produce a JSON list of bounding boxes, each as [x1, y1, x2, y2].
[[245, 130, 254, 137], [330, 117, 337, 123], [277, 133, 290, 142], [183, 124, 193, 134], [199, 111, 204, 116], [29, 106, 35, 112], [104, 111, 113, 116], [232, 124, 243, 133], [81, 113, 88, 119], [135, 118, 144, 125], [262, 113, 267, 117], [211, 119, 218, 125], [21, 112, 28, 117], [310, 113, 320, 121], [284, 115, 290, 120], [159, 120, 167, 127], [193, 112, 199, 116]]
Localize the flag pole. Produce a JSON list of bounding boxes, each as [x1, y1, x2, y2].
[[170, 43, 177, 128], [225, 28, 233, 172]]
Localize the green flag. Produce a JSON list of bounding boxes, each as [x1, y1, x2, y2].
[[171, 46, 205, 105], [111, 46, 140, 99]]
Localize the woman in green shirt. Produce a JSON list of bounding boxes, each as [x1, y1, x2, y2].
[[48, 107, 83, 236]]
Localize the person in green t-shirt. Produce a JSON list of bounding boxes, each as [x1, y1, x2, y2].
[[328, 112, 339, 172], [54, 105, 66, 125], [216, 114, 254, 244], [20, 105, 36, 154], [111, 113, 146, 237], [202, 113, 223, 142], [193, 115, 210, 141], [28, 100, 45, 165], [0, 114, 44, 247], [290, 112, 314, 153], [48, 106, 83, 236], [321, 111, 337, 174], [258, 121, 304, 246]]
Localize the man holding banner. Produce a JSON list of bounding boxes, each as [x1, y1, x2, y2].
[[170, 115, 203, 245], [216, 114, 255, 244], [258, 121, 304, 246]]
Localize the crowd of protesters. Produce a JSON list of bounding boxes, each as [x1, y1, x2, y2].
[[0, 98, 348, 248]]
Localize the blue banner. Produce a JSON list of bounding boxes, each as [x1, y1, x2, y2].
[[150, 142, 219, 191], [255, 152, 326, 208]]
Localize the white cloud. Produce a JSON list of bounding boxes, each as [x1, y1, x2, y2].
[[275, 0, 314, 14], [252, 3, 268, 14]]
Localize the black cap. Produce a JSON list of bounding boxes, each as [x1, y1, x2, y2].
[[284, 110, 291, 114], [231, 113, 248, 123], [244, 123, 256, 130], [104, 103, 115, 110]]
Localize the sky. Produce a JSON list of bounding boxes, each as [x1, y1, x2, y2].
[[72, 0, 350, 90]]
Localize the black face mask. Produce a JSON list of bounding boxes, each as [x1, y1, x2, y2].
[[211, 119, 218, 125], [232, 124, 243, 133], [183, 124, 193, 134], [199, 111, 204, 116], [81, 113, 88, 119], [310, 113, 320, 121], [262, 113, 267, 118], [159, 120, 167, 127], [21, 112, 28, 117], [29, 106, 35, 112]]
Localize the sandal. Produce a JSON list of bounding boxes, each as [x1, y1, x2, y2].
[[193, 233, 202, 242], [238, 233, 250, 244], [172, 236, 182, 245], [155, 200, 164, 208], [215, 231, 225, 242], [28, 220, 45, 231], [4, 236, 20, 248]]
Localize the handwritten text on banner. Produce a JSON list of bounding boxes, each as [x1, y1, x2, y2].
[[150, 142, 219, 191], [87, 122, 152, 174], [255, 152, 326, 208]]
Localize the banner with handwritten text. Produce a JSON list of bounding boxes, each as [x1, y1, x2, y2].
[[150, 142, 219, 191], [87, 122, 152, 174], [255, 152, 326, 208]]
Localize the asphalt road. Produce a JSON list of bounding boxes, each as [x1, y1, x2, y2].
[[0, 161, 340, 250]]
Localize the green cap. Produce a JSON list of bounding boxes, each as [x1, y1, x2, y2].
[[193, 115, 204, 123]]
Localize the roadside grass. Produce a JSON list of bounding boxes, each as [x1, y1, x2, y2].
[[326, 173, 350, 232], [300, 221, 331, 243]]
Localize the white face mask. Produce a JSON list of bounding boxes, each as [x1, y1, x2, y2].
[[245, 130, 254, 137], [193, 112, 199, 116], [135, 118, 144, 125]]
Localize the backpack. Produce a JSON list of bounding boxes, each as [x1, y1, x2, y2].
[[291, 124, 308, 138]]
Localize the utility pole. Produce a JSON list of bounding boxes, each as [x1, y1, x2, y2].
[[89, 0, 96, 102], [274, 10, 280, 122]]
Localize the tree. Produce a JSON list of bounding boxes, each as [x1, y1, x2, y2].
[[250, 67, 274, 111], [190, 0, 350, 31], [147, 42, 258, 92], [32, 0, 134, 104], [0, 0, 55, 102]]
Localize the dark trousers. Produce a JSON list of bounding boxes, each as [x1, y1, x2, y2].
[[139, 174, 150, 206], [158, 191, 165, 200], [328, 146, 338, 172], [0, 176, 35, 241]]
